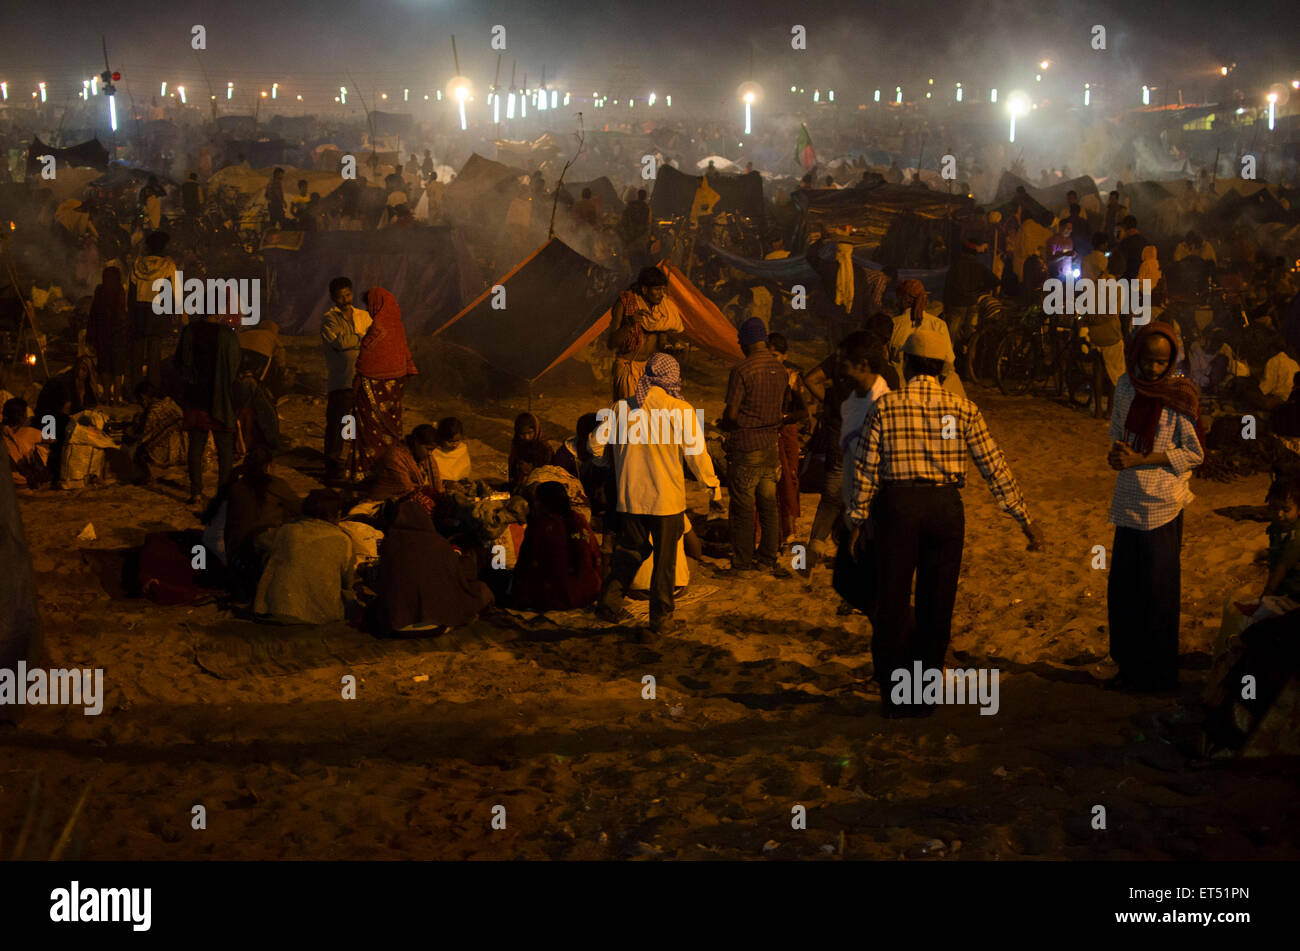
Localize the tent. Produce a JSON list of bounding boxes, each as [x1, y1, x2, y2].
[[444, 153, 526, 212], [495, 133, 561, 170], [792, 183, 979, 267], [994, 172, 1101, 217], [705, 242, 949, 299], [263, 227, 482, 335], [433, 240, 742, 381], [651, 165, 765, 222], [559, 176, 625, 215], [25, 136, 110, 174]]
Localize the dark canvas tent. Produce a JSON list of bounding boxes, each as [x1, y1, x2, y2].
[[434, 241, 742, 380], [560, 176, 625, 215], [25, 136, 110, 174], [995, 172, 1101, 216], [651, 165, 765, 222], [263, 227, 481, 335], [444, 152, 526, 217], [216, 115, 259, 136], [792, 183, 979, 267]]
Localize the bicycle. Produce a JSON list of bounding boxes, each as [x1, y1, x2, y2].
[[994, 306, 1093, 410], [960, 295, 1016, 387]]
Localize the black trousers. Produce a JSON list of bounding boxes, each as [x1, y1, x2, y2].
[[324, 388, 354, 477], [872, 485, 965, 695], [600, 512, 684, 622], [186, 428, 235, 497], [1108, 512, 1183, 686]]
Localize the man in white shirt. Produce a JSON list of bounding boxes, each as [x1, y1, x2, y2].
[[319, 277, 372, 481], [838, 335, 891, 510], [589, 353, 720, 636]]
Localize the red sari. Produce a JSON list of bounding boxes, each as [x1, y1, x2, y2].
[[353, 287, 417, 475]]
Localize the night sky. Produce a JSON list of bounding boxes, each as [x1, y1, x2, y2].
[[1, 0, 1297, 107]]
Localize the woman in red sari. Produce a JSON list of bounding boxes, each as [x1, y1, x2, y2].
[[352, 287, 417, 477]]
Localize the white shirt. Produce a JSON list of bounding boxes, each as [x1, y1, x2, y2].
[[839, 376, 891, 509], [1260, 353, 1300, 401], [588, 387, 719, 515]]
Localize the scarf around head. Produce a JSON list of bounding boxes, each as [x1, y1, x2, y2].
[[357, 286, 417, 379], [1123, 321, 1205, 456], [897, 279, 927, 327], [633, 352, 682, 406]]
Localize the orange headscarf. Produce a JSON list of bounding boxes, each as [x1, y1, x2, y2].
[[356, 287, 417, 380], [897, 279, 928, 327]]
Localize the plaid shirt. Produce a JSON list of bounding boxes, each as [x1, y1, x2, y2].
[[1108, 373, 1203, 531], [725, 348, 789, 453], [846, 375, 1031, 528]]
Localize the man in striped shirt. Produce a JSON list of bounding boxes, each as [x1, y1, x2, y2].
[[845, 330, 1044, 716]]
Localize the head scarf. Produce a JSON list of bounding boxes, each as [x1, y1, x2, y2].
[[633, 352, 682, 406], [738, 317, 768, 349], [897, 279, 927, 327], [1123, 321, 1204, 455], [356, 287, 417, 380]]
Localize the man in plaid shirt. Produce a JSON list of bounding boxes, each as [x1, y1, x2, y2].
[[845, 330, 1044, 717]]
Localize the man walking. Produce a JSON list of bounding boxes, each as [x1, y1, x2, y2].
[[845, 330, 1044, 717], [589, 353, 721, 636], [320, 277, 372, 482], [174, 311, 241, 505], [722, 317, 792, 575]]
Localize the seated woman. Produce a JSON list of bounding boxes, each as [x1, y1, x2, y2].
[[125, 382, 185, 483], [518, 439, 591, 523], [2, 398, 49, 488], [253, 489, 355, 624], [224, 446, 301, 599], [508, 412, 551, 489], [432, 416, 472, 482], [369, 423, 442, 502], [512, 481, 603, 612], [373, 495, 494, 634]]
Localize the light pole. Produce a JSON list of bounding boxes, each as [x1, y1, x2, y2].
[[1008, 92, 1028, 143]]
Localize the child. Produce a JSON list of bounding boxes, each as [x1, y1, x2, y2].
[[433, 416, 472, 482], [1233, 478, 1300, 625], [1105, 322, 1206, 692]]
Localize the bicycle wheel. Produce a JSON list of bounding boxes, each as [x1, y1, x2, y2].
[[995, 330, 1036, 396]]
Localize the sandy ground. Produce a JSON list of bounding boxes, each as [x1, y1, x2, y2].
[[2, 336, 1298, 861]]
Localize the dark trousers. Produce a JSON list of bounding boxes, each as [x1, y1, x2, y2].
[[873, 485, 965, 698], [1108, 512, 1183, 686], [324, 388, 354, 477], [600, 512, 684, 622], [727, 444, 780, 566], [129, 335, 165, 390], [186, 428, 235, 497], [809, 451, 844, 551]]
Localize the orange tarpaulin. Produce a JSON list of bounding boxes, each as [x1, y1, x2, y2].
[[536, 261, 744, 379]]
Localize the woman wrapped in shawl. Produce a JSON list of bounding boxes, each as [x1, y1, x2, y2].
[[1104, 321, 1205, 692], [87, 266, 130, 403], [352, 287, 417, 476]]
